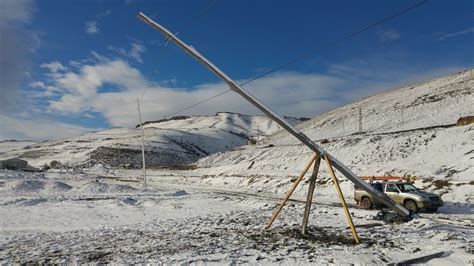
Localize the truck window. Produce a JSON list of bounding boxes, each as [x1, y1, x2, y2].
[[397, 183, 418, 192], [386, 184, 399, 193], [373, 183, 384, 192]]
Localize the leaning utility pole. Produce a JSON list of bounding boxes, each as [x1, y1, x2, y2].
[[137, 98, 147, 189], [137, 12, 410, 218]]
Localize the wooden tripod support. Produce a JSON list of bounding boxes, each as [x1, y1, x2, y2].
[[265, 153, 318, 229], [265, 153, 360, 244]]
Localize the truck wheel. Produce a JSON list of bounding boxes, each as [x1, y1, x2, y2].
[[361, 197, 372, 209], [404, 200, 418, 213]]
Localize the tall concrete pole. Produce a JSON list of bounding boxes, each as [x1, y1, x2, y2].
[[137, 98, 147, 189]]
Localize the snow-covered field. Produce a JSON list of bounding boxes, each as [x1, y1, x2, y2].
[[0, 170, 472, 264]]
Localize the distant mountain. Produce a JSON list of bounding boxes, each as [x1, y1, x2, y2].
[[0, 112, 308, 168]]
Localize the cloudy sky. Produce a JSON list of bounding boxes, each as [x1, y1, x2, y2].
[[0, 0, 473, 140]]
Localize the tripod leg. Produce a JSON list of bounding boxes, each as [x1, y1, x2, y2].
[[324, 154, 360, 244], [301, 154, 321, 235]]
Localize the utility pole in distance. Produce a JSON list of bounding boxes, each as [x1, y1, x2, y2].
[[137, 98, 147, 189], [401, 106, 404, 128], [395, 105, 405, 129], [257, 125, 260, 143]]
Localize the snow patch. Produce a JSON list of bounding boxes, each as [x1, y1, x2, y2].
[[71, 180, 137, 194]]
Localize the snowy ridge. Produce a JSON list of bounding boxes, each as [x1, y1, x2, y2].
[[0, 112, 306, 168], [0, 140, 36, 155], [268, 69, 473, 144]]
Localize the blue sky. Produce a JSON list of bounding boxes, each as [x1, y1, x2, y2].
[[1, 0, 473, 140]]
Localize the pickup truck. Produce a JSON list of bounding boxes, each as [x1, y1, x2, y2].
[[354, 181, 443, 212]]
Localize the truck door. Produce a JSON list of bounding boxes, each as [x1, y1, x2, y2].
[[372, 183, 384, 204], [385, 183, 403, 204]]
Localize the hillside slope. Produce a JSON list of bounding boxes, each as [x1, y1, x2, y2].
[[268, 69, 473, 143], [187, 69, 473, 204], [0, 112, 306, 168]]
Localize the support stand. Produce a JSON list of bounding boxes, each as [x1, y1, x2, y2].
[[265, 153, 360, 244]]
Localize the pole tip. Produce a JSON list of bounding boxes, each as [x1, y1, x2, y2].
[[137, 12, 146, 19]]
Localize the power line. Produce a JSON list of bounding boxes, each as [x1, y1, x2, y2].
[[183, 0, 218, 31], [164, 89, 231, 118], [161, 0, 429, 118], [164, 0, 219, 45]]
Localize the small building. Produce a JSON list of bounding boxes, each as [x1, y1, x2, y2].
[[0, 158, 28, 170]]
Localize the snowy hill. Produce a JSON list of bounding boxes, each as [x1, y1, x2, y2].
[[170, 69, 474, 204], [0, 140, 36, 154], [0, 112, 306, 168], [267, 69, 473, 142]]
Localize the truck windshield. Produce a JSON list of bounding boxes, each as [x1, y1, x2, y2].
[[397, 183, 418, 192]]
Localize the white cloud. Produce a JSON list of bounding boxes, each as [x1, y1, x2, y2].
[[129, 43, 146, 63], [84, 10, 111, 35], [90, 51, 110, 62], [85, 21, 99, 34], [380, 29, 400, 41], [29, 81, 62, 97], [41, 61, 67, 73], [108, 42, 146, 63], [32, 54, 468, 132], [0, 113, 93, 140], [439, 27, 474, 41], [38, 57, 348, 126], [41, 58, 147, 115], [69, 60, 82, 68]]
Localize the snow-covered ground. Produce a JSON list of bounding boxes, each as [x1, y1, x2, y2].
[[0, 171, 472, 264]]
